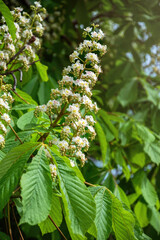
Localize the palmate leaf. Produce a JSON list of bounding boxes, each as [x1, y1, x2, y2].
[[0, 0, 16, 40], [95, 121, 107, 164], [50, 148, 96, 240], [0, 142, 40, 210], [112, 194, 136, 240], [39, 194, 62, 235], [133, 171, 158, 206], [20, 146, 52, 225], [94, 187, 112, 240], [89, 186, 135, 240]]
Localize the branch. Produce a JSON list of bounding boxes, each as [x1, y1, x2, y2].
[[11, 89, 30, 104], [11, 73, 17, 90], [48, 215, 68, 240], [7, 36, 36, 65], [9, 124, 23, 144], [11, 204, 24, 240]]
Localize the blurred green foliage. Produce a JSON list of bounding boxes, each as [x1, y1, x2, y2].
[[1, 0, 160, 239]]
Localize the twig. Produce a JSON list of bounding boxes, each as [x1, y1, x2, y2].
[[3, 208, 8, 235], [0, 59, 40, 76], [18, 69, 23, 82], [11, 73, 17, 90], [8, 203, 13, 240], [7, 36, 36, 65], [11, 205, 24, 240], [11, 89, 30, 104], [12, 186, 21, 195], [84, 181, 96, 187], [9, 124, 23, 144], [48, 215, 68, 240]]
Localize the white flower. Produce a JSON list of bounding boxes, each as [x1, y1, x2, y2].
[[47, 100, 61, 108], [76, 118, 88, 127], [0, 62, 7, 71], [60, 89, 72, 97], [22, 29, 32, 38], [88, 125, 95, 133], [0, 98, 10, 110], [93, 64, 102, 73], [63, 126, 71, 134], [62, 75, 74, 84], [75, 79, 89, 89], [70, 159, 75, 167], [1, 113, 11, 123], [70, 51, 79, 62], [49, 164, 57, 176], [82, 71, 97, 81], [83, 40, 92, 48], [72, 136, 86, 148], [0, 134, 5, 144], [0, 122, 7, 133], [52, 138, 59, 146], [58, 140, 69, 149], [85, 53, 99, 63], [72, 61, 84, 71], [91, 31, 98, 38], [34, 1, 42, 8], [84, 27, 92, 32], [98, 29, 105, 39], [63, 66, 72, 74], [0, 51, 4, 59], [67, 104, 80, 114], [75, 150, 86, 161], [36, 23, 44, 33], [82, 95, 92, 106], [85, 115, 95, 125], [38, 105, 47, 112], [19, 16, 29, 25]]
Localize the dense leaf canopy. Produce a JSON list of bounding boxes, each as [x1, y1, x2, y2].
[[1, 0, 160, 239]]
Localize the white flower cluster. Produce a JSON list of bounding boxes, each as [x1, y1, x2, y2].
[[36, 24, 107, 166], [0, 1, 46, 72], [0, 85, 14, 148]]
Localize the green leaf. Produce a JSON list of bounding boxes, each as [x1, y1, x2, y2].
[[144, 142, 160, 164], [50, 149, 96, 239], [134, 201, 149, 228], [3, 131, 34, 153], [114, 185, 130, 209], [0, 142, 40, 210], [12, 104, 37, 110], [99, 110, 119, 140], [0, 0, 16, 40], [20, 147, 52, 225], [13, 89, 38, 105], [38, 82, 51, 104], [39, 194, 63, 235], [148, 206, 160, 233], [94, 188, 112, 240], [0, 150, 5, 161], [136, 123, 155, 143], [117, 79, 138, 107], [142, 81, 159, 106], [112, 194, 135, 240], [35, 60, 48, 82], [17, 110, 37, 130], [133, 171, 158, 206], [95, 121, 107, 164]]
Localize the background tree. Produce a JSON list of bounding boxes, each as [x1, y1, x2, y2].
[[1, 0, 160, 239]]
